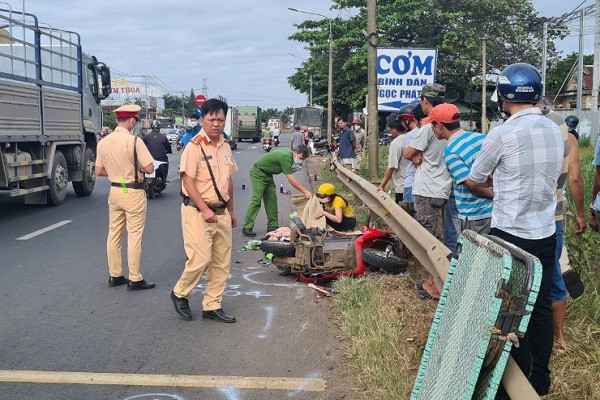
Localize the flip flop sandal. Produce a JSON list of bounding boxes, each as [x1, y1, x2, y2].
[[414, 283, 437, 300]]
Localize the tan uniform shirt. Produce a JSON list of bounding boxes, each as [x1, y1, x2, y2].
[[97, 127, 154, 184], [180, 129, 238, 203]]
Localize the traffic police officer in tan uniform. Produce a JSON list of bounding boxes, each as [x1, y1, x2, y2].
[[95, 104, 156, 290], [170, 98, 238, 322]]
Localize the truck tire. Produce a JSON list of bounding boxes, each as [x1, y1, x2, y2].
[[259, 241, 296, 257], [362, 248, 408, 274], [73, 148, 96, 197], [47, 151, 69, 206], [253, 137, 260, 143]]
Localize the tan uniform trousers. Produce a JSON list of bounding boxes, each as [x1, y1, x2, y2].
[[174, 204, 232, 311], [107, 187, 147, 282]]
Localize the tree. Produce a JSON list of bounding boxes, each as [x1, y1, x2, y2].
[[545, 52, 594, 96], [288, 0, 564, 113], [102, 112, 116, 130]]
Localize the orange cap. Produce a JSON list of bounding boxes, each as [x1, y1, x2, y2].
[[422, 103, 461, 124]]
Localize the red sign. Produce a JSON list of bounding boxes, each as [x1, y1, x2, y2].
[[194, 95, 207, 107]]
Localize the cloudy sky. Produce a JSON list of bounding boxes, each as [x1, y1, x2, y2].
[[7, 0, 596, 108]]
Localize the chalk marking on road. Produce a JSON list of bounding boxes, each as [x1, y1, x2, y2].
[[123, 394, 185, 400], [16, 220, 72, 240], [258, 306, 275, 339], [287, 372, 324, 397], [218, 387, 242, 400], [250, 146, 257, 149], [243, 270, 304, 288], [235, 151, 241, 154], [0, 370, 327, 392]]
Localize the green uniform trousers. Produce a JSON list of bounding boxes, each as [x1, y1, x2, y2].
[[243, 167, 278, 229]]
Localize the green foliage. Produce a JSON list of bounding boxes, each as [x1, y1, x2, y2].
[[102, 113, 116, 130], [288, 0, 562, 113], [545, 52, 594, 95]]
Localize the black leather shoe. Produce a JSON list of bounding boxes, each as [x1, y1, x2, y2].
[[127, 279, 156, 291], [242, 228, 256, 237], [108, 276, 128, 287], [267, 226, 279, 232], [202, 309, 236, 323], [170, 291, 192, 320]]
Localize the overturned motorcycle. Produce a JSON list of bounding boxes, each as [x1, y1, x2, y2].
[[259, 217, 408, 283]]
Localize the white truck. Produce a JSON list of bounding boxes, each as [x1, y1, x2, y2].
[[0, 6, 111, 205], [224, 106, 238, 150]]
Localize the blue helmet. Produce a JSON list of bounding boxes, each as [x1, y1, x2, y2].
[[494, 63, 542, 104], [185, 126, 193, 133], [294, 125, 301, 130]]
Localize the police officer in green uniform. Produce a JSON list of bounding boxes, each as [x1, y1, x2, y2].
[[242, 146, 312, 236]]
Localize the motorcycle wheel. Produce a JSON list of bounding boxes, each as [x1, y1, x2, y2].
[[259, 241, 296, 257], [146, 180, 156, 199], [362, 248, 408, 274]]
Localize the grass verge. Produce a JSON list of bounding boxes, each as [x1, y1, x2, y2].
[[325, 144, 600, 399]]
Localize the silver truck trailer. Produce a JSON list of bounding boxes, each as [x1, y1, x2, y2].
[[0, 7, 111, 205]]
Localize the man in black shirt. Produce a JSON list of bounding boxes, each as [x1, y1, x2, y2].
[[143, 120, 172, 180]]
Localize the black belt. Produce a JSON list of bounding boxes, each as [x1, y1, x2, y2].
[[111, 182, 144, 189], [182, 196, 227, 215]]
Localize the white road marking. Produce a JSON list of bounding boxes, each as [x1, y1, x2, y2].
[[250, 146, 257, 149], [16, 220, 72, 240], [235, 151, 241, 154], [0, 369, 326, 391], [258, 306, 275, 339]]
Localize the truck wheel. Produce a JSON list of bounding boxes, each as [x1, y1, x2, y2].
[[73, 148, 96, 197], [259, 241, 296, 257], [47, 151, 69, 206], [362, 248, 408, 274], [253, 138, 259, 143]]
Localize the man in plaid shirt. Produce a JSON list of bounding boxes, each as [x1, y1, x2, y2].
[[468, 63, 563, 395]]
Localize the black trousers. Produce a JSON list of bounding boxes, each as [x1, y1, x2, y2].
[[395, 192, 404, 204], [325, 210, 356, 231], [489, 228, 556, 395]]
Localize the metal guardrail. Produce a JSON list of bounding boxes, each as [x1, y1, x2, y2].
[[331, 158, 540, 400]]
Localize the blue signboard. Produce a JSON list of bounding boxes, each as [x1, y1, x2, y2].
[[377, 47, 438, 111]]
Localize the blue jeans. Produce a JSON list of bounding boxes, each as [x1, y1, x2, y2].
[[444, 195, 459, 251], [403, 187, 417, 219], [551, 220, 568, 302]]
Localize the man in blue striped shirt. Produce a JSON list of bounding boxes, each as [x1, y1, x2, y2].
[[425, 103, 493, 234]]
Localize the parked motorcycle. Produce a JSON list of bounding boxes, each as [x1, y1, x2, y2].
[[310, 139, 334, 156], [144, 161, 168, 199], [262, 137, 273, 152]]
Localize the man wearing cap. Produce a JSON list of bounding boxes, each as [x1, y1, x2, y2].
[[428, 103, 493, 234], [242, 146, 313, 237], [95, 104, 156, 290], [170, 99, 238, 322], [352, 118, 366, 171], [403, 83, 452, 299], [290, 125, 304, 152], [377, 113, 409, 203]]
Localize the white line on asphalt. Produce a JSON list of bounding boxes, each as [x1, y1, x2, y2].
[[250, 146, 257, 149], [16, 220, 72, 241]]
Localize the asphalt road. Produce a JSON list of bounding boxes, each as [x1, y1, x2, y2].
[[0, 135, 352, 400]]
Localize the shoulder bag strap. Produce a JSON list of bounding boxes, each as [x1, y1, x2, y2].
[[134, 136, 139, 183], [199, 144, 227, 206]]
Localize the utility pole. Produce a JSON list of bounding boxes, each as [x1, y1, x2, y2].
[[143, 75, 149, 123], [542, 22, 548, 97], [202, 78, 208, 98], [181, 91, 186, 125], [577, 9, 584, 111], [592, 0, 600, 110], [309, 73, 313, 107], [481, 38, 487, 134], [326, 20, 333, 143], [367, 0, 378, 181]]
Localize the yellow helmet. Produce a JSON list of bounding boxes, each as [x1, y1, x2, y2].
[[316, 183, 335, 198]]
